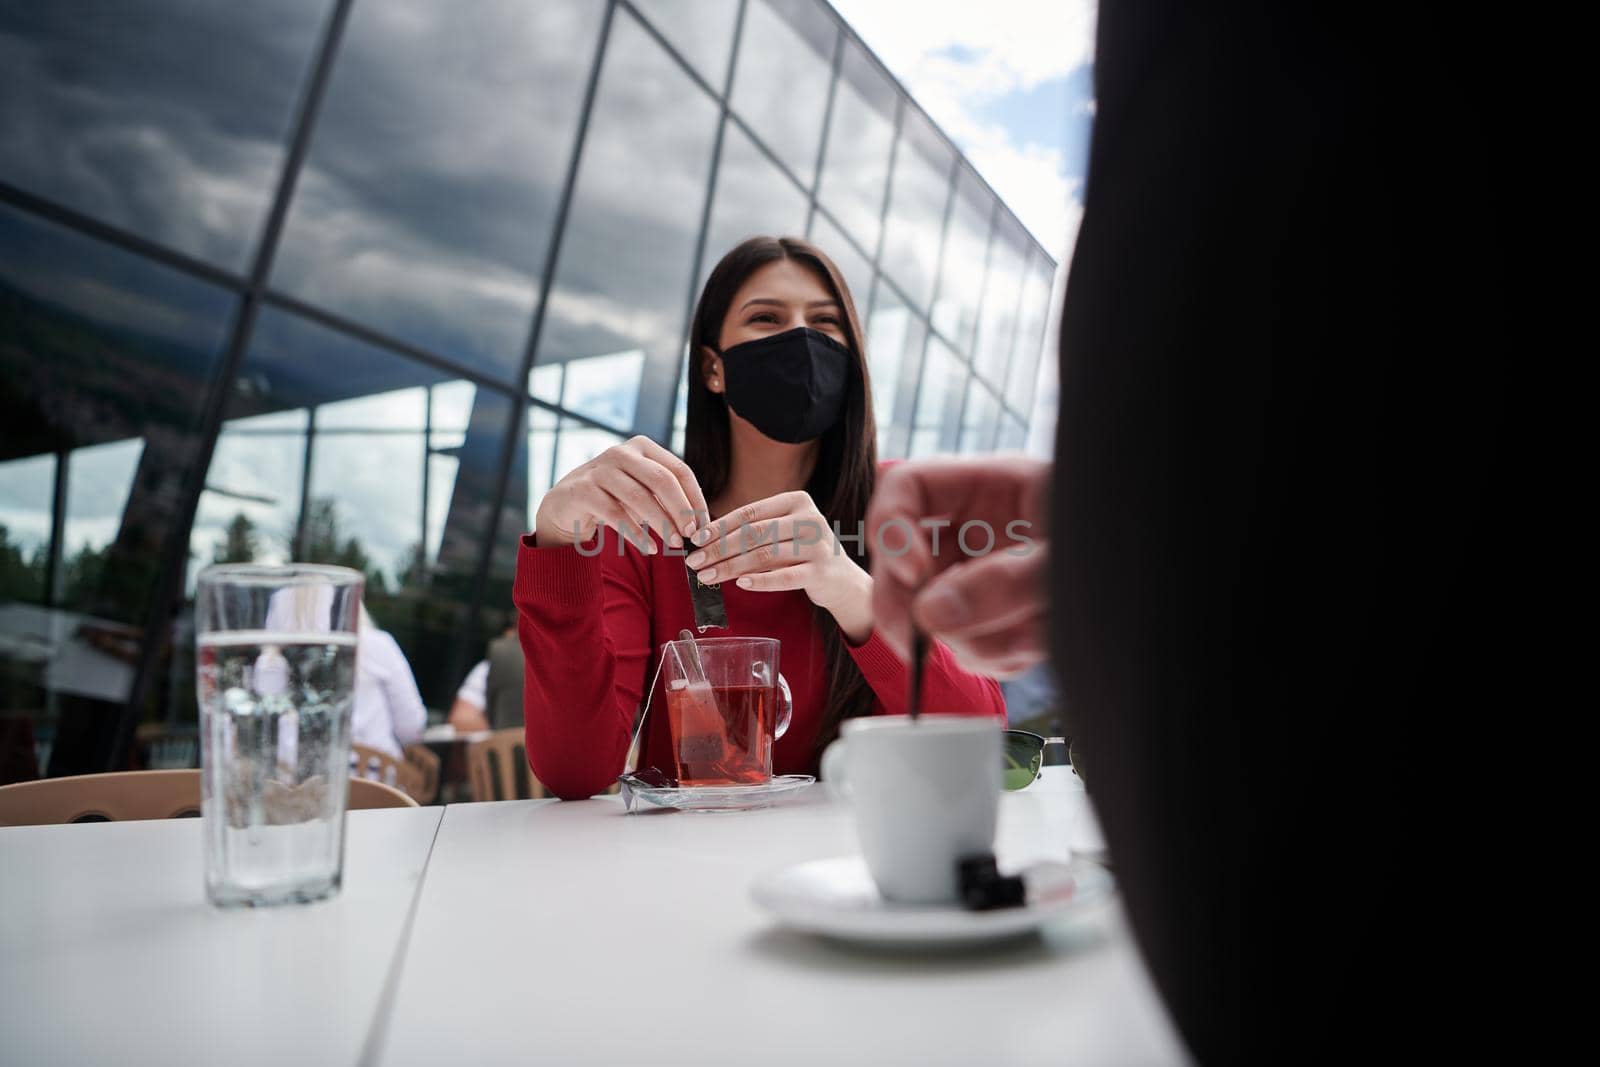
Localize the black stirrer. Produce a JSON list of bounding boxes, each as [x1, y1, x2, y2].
[[908, 628, 929, 721]]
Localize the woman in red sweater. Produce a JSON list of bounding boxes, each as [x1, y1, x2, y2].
[[514, 236, 1006, 800]]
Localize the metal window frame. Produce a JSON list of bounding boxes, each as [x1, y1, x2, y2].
[[109, 0, 359, 772], [805, 21, 846, 234], [460, 0, 622, 676], [899, 148, 962, 457], [659, 0, 750, 444], [0, 0, 1067, 771], [948, 195, 1002, 451]]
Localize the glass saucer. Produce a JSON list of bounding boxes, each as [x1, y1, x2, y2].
[[617, 773, 815, 813]]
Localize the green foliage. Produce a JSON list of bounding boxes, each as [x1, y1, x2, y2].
[[299, 496, 388, 595], [59, 541, 111, 611], [0, 524, 48, 603], [211, 512, 260, 564]]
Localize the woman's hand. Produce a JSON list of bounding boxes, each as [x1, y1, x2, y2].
[[534, 436, 709, 552], [685, 491, 873, 643]]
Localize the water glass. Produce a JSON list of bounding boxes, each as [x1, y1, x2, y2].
[[195, 564, 363, 907]]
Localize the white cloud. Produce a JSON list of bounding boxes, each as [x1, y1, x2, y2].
[[829, 0, 1095, 93], [830, 0, 1096, 255]]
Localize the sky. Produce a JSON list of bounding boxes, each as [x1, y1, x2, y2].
[[828, 0, 1097, 261]]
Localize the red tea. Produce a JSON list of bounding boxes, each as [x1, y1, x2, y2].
[[664, 681, 776, 786]]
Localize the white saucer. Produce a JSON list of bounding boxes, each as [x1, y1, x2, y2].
[[750, 855, 1114, 946], [619, 774, 815, 813]]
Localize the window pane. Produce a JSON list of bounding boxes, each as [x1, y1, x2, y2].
[[632, 0, 738, 89], [0, 454, 52, 604], [0, 0, 329, 272], [996, 414, 1027, 452], [532, 9, 720, 445], [197, 307, 516, 716], [1005, 254, 1056, 412], [554, 421, 627, 486], [529, 350, 646, 434], [486, 410, 625, 615], [0, 202, 236, 776], [931, 169, 994, 355], [909, 338, 963, 457], [62, 439, 144, 596], [671, 368, 690, 456], [189, 408, 307, 592], [816, 38, 896, 254], [728, 0, 836, 185], [864, 281, 925, 458], [973, 215, 1029, 386], [271, 0, 606, 381], [880, 110, 953, 311], [809, 211, 873, 323], [702, 122, 810, 284], [959, 383, 1000, 454], [527, 405, 561, 516]]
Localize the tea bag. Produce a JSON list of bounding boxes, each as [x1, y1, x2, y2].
[[669, 630, 725, 769], [618, 632, 722, 807], [686, 561, 727, 631]]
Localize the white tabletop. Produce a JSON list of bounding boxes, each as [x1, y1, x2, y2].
[[0, 806, 443, 1067], [375, 768, 1186, 1066]]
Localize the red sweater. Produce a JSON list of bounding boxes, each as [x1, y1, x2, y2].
[[513, 527, 1007, 800]]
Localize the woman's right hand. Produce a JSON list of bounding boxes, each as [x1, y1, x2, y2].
[[533, 436, 710, 553]]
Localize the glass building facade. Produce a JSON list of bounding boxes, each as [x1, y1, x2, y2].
[[0, 0, 1056, 780]]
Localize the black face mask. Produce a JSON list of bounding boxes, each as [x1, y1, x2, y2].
[[717, 326, 853, 444]]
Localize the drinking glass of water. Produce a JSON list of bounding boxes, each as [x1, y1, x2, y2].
[[195, 564, 363, 907]]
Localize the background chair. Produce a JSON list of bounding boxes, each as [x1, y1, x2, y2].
[[347, 776, 418, 811], [0, 769, 416, 826], [466, 728, 547, 802], [401, 743, 440, 804], [350, 743, 436, 804]]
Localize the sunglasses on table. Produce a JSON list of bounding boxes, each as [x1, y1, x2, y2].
[[1002, 730, 1068, 790]]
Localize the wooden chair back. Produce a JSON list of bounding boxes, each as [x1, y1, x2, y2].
[[0, 769, 417, 826], [466, 728, 546, 802], [401, 744, 440, 804], [347, 776, 418, 810], [351, 743, 433, 804], [0, 769, 201, 825]]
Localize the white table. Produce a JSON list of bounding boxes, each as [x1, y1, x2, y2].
[[376, 768, 1187, 1066], [0, 806, 443, 1067], [0, 770, 1187, 1066]]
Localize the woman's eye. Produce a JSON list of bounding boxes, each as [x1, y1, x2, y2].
[[814, 315, 840, 326], [749, 312, 779, 324]]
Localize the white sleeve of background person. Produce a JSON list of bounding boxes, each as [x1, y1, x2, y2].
[[457, 660, 489, 710], [352, 629, 426, 757]]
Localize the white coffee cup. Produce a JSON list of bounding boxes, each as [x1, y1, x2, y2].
[[820, 715, 1002, 905]]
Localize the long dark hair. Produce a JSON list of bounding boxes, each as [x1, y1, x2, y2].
[[685, 236, 879, 760]]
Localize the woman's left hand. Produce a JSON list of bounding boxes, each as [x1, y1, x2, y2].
[[685, 491, 873, 643]]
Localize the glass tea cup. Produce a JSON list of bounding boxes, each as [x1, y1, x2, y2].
[[659, 636, 792, 787]]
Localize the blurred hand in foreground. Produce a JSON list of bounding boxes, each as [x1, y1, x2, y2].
[[866, 457, 1051, 678]]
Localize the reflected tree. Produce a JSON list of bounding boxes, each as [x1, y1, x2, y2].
[[0, 524, 48, 603], [60, 542, 110, 611], [300, 496, 388, 595], [211, 512, 259, 565], [395, 541, 429, 591]]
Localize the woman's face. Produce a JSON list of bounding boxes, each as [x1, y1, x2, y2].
[[713, 258, 847, 356]]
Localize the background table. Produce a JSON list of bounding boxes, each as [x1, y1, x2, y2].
[[375, 768, 1186, 1066], [0, 806, 442, 1067]]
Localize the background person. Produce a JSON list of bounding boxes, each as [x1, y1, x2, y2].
[[448, 659, 489, 733], [352, 601, 426, 760], [483, 614, 525, 731]]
